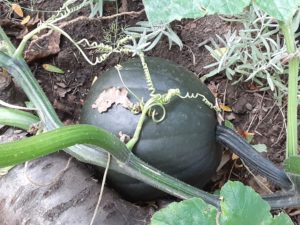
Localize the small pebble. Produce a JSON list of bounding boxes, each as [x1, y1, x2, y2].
[[245, 103, 253, 111]]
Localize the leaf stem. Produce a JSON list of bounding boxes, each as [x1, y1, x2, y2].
[[280, 21, 299, 158], [0, 26, 16, 56], [0, 107, 40, 130]]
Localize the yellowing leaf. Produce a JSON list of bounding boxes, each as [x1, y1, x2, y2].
[[21, 15, 31, 25], [212, 47, 228, 58], [232, 153, 239, 160], [12, 3, 24, 17], [237, 127, 254, 142], [42, 64, 64, 74], [219, 104, 232, 112]]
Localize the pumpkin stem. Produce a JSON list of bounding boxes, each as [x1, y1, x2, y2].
[[126, 104, 149, 150], [216, 125, 293, 190]]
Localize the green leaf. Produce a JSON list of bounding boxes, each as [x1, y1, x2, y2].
[[42, 64, 64, 74], [254, 0, 299, 21], [220, 181, 293, 225], [284, 155, 300, 174], [269, 213, 294, 225], [220, 181, 272, 225], [143, 0, 251, 25], [149, 182, 293, 225], [252, 144, 267, 153], [150, 198, 217, 225], [224, 120, 235, 130], [143, 0, 205, 25], [201, 0, 251, 15]]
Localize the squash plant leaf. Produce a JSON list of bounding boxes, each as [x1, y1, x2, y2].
[[149, 198, 217, 225], [150, 181, 293, 225], [220, 181, 272, 225], [269, 213, 296, 225], [254, 0, 299, 22], [284, 155, 300, 174], [143, 0, 251, 25]]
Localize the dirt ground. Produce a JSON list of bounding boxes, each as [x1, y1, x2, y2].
[[0, 0, 298, 224]]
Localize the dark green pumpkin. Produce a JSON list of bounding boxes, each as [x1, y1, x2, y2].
[[80, 57, 222, 201]]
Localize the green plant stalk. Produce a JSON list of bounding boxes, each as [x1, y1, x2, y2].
[[280, 21, 299, 158], [1, 122, 300, 209], [126, 106, 148, 150], [0, 125, 128, 167], [0, 107, 40, 130], [0, 124, 221, 207], [0, 27, 16, 56]]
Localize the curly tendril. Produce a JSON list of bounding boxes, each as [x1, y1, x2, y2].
[[49, 0, 88, 24], [75, 37, 134, 65], [178, 92, 220, 112], [138, 53, 156, 96]]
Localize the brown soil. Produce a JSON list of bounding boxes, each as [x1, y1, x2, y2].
[[0, 0, 297, 224]]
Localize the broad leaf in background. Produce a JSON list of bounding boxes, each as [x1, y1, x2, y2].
[[284, 155, 300, 174], [219, 181, 291, 225], [150, 181, 293, 225], [143, 0, 251, 25], [254, 0, 299, 21], [201, 0, 251, 16], [143, 0, 300, 25], [143, 0, 206, 25], [150, 198, 217, 225]]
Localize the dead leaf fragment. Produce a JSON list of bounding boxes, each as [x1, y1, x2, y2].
[[92, 87, 134, 113], [237, 127, 254, 142], [12, 3, 24, 17], [21, 15, 31, 25], [219, 104, 232, 112], [119, 131, 131, 143], [24, 30, 61, 62], [231, 153, 239, 160]]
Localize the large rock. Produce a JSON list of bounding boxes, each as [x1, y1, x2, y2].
[[0, 152, 153, 225]]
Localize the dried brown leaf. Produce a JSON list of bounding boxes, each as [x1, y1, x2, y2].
[[12, 3, 24, 17], [118, 131, 131, 143], [21, 15, 31, 25], [92, 87, 134, 113], [24, 30, 61, 62]]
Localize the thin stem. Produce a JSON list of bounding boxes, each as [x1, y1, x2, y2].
[[126, 104, 149, 150], [48, 24, 99, 65], [89, 153, 110, 225], [280, 22, 299, 158]]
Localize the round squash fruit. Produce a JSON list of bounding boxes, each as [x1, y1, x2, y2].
[[80, 57, 222, 201]]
